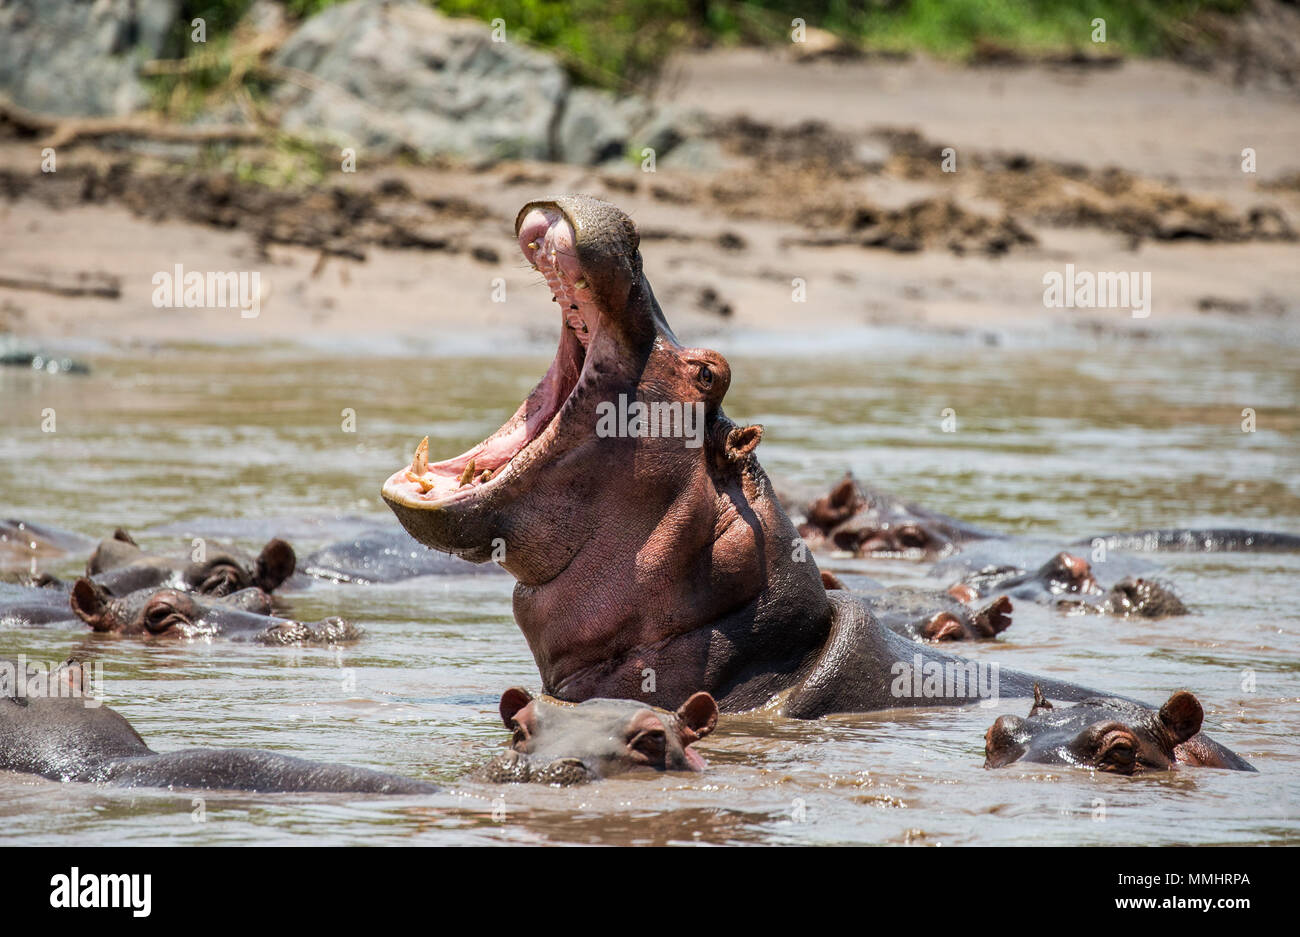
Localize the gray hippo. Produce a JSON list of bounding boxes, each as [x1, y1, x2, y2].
[[300, 528, 506, 583], [0, 659, 717, 792], [935, 548, 1188, 618], [820, 570, 1013, 642], [793, 474, 1300, 559], [67, 578, 359, 645], [86, 528, 296, 598], [478, 687, 718, 785], [985, 685, 1255, 773], [0, 579, 358, 645], [378, 196, 1252, 771], [0, 519, 95, 572]]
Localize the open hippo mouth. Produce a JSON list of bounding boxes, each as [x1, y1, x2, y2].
[[381, 196, 724, 572], [382, 204, 612, 522]]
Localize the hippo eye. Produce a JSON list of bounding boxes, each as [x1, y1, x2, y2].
[[696, 364, 713, 388], [630, 729, 667, 761], [1093, 727, 1138, 774], [510, 720, 530, 750]]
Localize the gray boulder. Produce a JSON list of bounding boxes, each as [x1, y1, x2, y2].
[[0, 0, 180, 116], [272, 0, 568, 161]]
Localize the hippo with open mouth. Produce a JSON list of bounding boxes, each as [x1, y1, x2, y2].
[[380, 196, 1249, 770]]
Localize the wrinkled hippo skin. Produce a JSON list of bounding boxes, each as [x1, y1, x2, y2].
[[86, 528, 296, 597], [0, 658, 435, 794], [820, 570, 1012, 642], [792, 475, 996, 558], [937, 548, 1188, 618], [478, 687, 718, 784], [377, 195, 1249, 772], [985, 685, 1255, 773], [301, 527, 506, 583], [67, 578, 360, 645]]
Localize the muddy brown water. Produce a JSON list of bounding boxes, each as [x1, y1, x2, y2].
[[1, 325, 1297, 845]]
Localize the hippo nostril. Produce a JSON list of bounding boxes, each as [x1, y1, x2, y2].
[[532, 757, 592, 787], [482, 750, 532, 784]]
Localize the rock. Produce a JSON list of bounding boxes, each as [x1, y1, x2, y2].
[[556, 88, 631, 165], [658, 138, 734, 172], [0, 0, 180, 116], [271, 0, 567, 161]]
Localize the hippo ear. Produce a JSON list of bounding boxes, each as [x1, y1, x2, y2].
[[1029, 683, 1054, 717], [820, 570, 844, 590], [70, 578, 113, 632], [1158, 690, 1203, 744], [499, 687, 534, 728], [111, 528, 138, 546], [254, 539, 296, 592], [829, 476, 857, 509], [725, 424, 763, 462], [676, 692, 719, 740]]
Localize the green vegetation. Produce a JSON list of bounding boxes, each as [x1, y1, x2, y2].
[[705, 0, 1249, 57], [149, 0, 1252, 94]]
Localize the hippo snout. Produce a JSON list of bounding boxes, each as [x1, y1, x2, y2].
[[480, 750, 593, 786]]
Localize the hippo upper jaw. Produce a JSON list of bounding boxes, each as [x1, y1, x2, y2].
[[382, 197, 660, 566]]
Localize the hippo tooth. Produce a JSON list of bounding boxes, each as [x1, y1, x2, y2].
[[574, 279, 587, 290], [412, 436, 429, 475], [458, 458, 477, 488], [478, 469, 492, 484], [527, 241, 538, 250], [405, 470, 435, 493]]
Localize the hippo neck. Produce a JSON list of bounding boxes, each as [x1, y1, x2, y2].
[[514, 455, 835, 711]]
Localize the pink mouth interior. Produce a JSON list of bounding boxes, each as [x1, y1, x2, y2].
[[385, 208, 600, 502]]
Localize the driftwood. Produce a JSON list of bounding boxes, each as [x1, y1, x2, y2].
[[0, 96, 263, 149], [0, 270, 122, 300]]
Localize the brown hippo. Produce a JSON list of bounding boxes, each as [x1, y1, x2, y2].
[[985, 685, 1254, 772], [380, 196, 1249, 770], [793, 474, 996, 558]]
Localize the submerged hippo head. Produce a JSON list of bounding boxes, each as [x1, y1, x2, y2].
[[480, 688, 718, 785], [68, 578, 356, 644], [87, 530, 296, 598], [383, 197, 828, 706], [1099, 577, 1188, 618], [984, 685, 1206, 774]]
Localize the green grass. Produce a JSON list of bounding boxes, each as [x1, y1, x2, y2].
[[149, 0, 1254, 94]]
